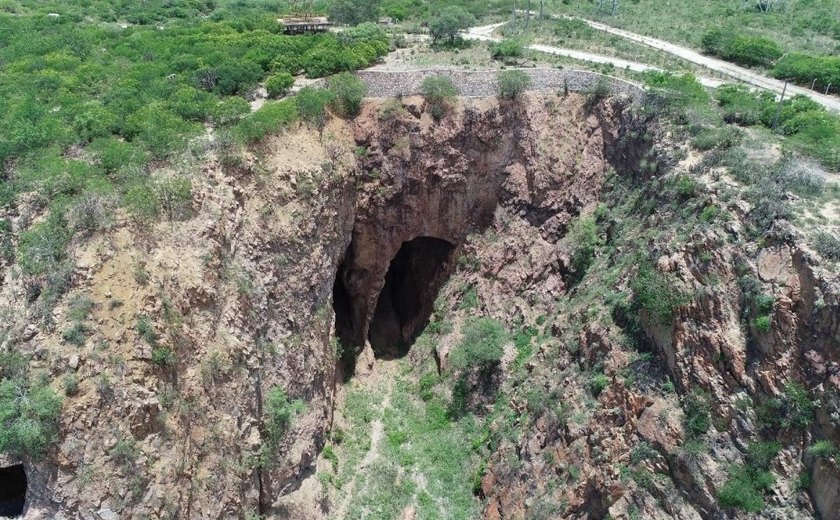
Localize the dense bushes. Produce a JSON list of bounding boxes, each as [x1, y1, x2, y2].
[[772, 54, 840, 91], [420, 75, 458, 120], [715, 85, 840, 170], [233, 99, 298, 143], [643, 72, 710, 114], [265, 72, 295, 99], [718, 441, 780, 512], [701, 29, 782, 68]]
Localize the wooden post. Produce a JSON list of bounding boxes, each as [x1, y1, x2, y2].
[[772, 79, 788, 131]]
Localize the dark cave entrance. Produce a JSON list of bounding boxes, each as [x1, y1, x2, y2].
[[0, 464, 26, 517], [368, 237, 455, 359], [332, 259, 356, 362]]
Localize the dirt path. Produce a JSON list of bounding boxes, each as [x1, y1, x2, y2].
[[331, 360, 397, 520], [464, 22, 725, 88], [559, 16, 840, 113]]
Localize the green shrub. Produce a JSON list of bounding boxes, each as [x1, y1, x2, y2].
[[683, 390, 711, 440], [420, 75, 458, 121], [18, 213, 72, 276], [772, 54, 840, 91], [644, 72, 710, 113], [497, 70, 532, 100], [450, 317, 507, 371], [211, 97, 251, 126], [701, 29, 782, 67], [568, 216, 601, 282], [490, 39, 525, 62], [718, 441, 779, 512], [753, 315, 771, 332], [781, 382, 815, 429], [754, 294, 775, 315], [674, 175, 699, 199], [700, 204, 719, 222], [588, 373, 609, 397], [630, 263, 689, 326], [553, 18, 596, 39], [264, 386, 304, 448], [62, 322, 89, 346], [136, 314, 157, 345], [110, 437, 138, 469], [67, 294, 95, 322], [690, 126, 742, 151], [265, 72, 295, 99], [807, 440, 838, 459], [295, 87, 334, 132], [327, 72, 366, 118], [0, 377, 62, 458], [322, 444, 339, 470], [62, 374, 78, 397], [234, 99, 298, 143], [428, 6, 475, 45], [152, 346, 175, 367], [814, 232, 840, 261], [583, 77, 611, 111], [329, 0, 381, 25], [90, 137, 147, 174]]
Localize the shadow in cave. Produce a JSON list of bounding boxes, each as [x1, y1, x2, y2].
[[0, 464, 26, 518], [368, 236, 455, 359]]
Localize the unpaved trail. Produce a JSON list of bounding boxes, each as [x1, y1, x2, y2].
[[559, 15, 840, 113], [332, 360, 398, 520], [464, 22, 725, 88]]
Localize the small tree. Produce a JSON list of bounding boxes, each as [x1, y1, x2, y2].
[[428, 6, 475, 45], [265, 72, 295, 99], [497, 70, 532, 100], [327, 72, 367, 118], [420, 75, 458, 120], [296, 86, 335, 135]]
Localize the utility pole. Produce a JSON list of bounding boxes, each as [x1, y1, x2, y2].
[[539, 0, 544, 20], [772, 79, 788, 131]]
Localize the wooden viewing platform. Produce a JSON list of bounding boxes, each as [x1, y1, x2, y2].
[[278, 15, 333, 34]]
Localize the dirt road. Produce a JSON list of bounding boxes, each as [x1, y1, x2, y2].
[[465, 22, 725, 88], [564, 16, 840, 112]]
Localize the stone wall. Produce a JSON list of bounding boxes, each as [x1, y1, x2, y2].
[[351, 68, 645, 101]]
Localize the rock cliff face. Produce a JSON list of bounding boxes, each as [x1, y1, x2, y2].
[[1, 89, 838, 520]]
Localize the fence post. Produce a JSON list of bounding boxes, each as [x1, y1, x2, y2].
[[772, 79, 788, 132]]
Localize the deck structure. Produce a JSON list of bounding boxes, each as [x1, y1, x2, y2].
[[278, 15, 333, 34]]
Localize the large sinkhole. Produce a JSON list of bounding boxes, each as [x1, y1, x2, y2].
[[0, 465, 26, 517], [334, 236, 456, 362]]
